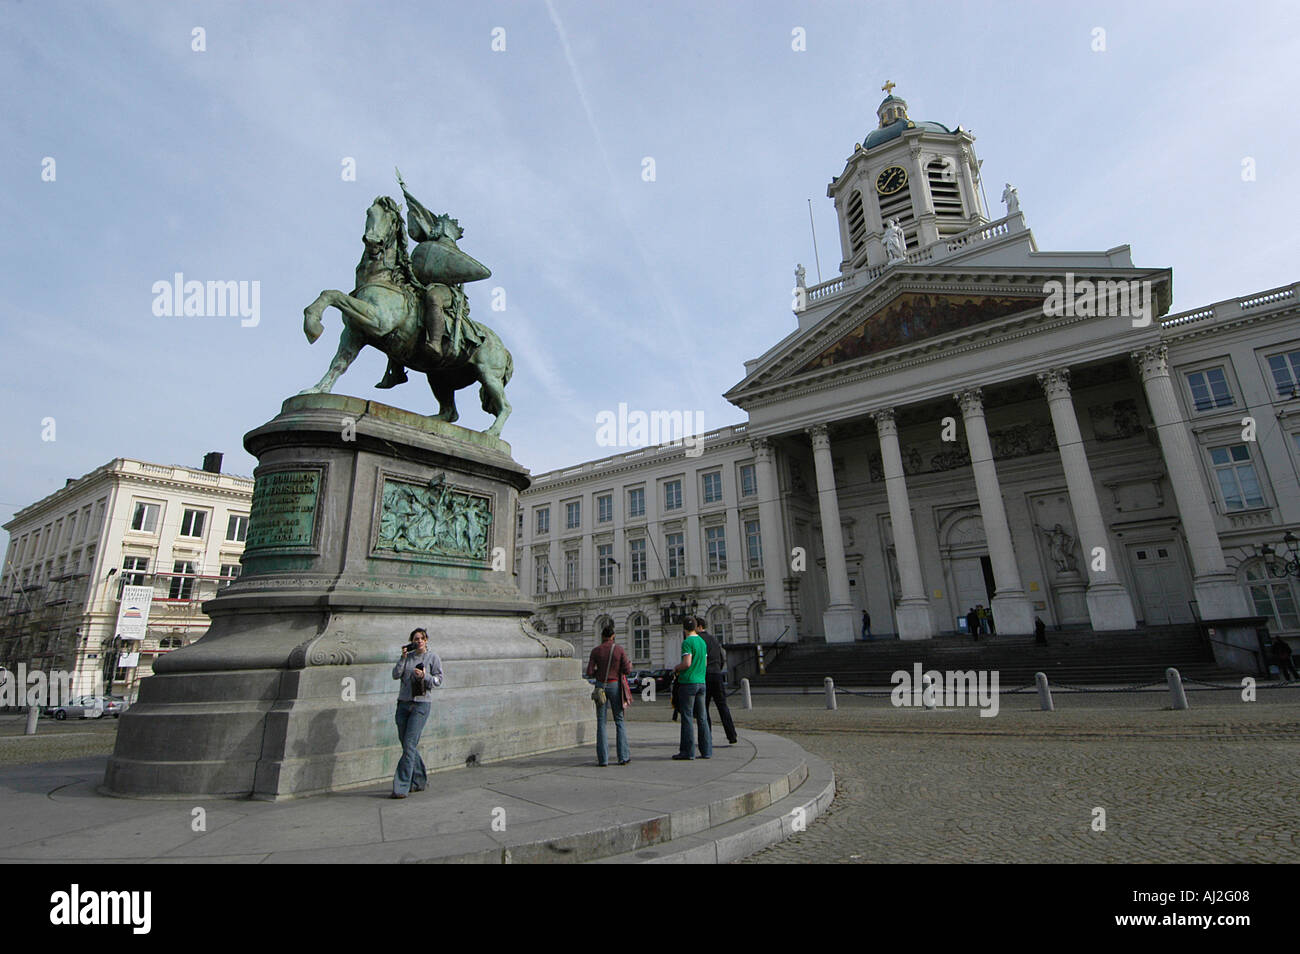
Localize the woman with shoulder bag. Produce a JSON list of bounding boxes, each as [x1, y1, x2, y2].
[[585, 620, 632, 766]]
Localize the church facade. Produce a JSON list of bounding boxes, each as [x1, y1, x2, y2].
[[522, 90, 1300, 665]]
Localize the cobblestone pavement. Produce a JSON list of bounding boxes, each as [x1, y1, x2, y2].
[[647, 690, 1300, 864]]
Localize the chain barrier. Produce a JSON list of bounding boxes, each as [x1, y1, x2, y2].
[[750, 677, 1299, 697]]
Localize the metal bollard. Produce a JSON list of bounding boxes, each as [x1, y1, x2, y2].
[[824, 677, 837, 710], [1166, 667, 1189, 710], [1034, 672, 1054, 711], [25, 705, 39, 735], [921, 672, 936, 710], [740, 677, 752, 710]]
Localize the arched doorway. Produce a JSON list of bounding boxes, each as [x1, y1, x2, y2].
[[941, 511, 994, 629]]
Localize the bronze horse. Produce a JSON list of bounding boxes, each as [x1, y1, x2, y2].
[[300, 196, 513, 437]]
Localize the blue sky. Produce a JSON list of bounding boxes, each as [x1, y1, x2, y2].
[[3, 0, 1298, 531]]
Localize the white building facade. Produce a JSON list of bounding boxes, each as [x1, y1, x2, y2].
[[524, 90, 1300, 657], [518, 424, 771, 667], [0, 456, 254, 699]]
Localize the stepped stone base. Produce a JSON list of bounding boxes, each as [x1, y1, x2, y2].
[[103, 394, 590, 799]]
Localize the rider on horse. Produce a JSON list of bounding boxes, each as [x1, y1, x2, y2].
[[376, 171, 490, 389]]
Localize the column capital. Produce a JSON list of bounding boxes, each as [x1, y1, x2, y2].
[[749, 438, 774, 461], [1037, 367, 1072, 401], [807, 423, 831, 449], [1131, 344, 1170, 382], [872, 408, 898, 439], [954, 387, 984, 416]]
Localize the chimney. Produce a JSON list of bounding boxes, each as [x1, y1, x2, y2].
[[202, 452, 224, 474]]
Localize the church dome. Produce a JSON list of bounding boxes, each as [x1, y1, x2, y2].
[[863, 117, 953, 150]]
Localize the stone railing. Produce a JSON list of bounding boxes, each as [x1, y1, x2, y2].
[[800, 214, 1021, 309], [1162, 282, 1298, 330]]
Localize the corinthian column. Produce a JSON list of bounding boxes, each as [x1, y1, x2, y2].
[[873, 409, 935, 639], [1132, 345, 1251, 618], [1037, 367, 1137, 629], [751, 439, 798, 642], [954, 387, 1035, 634], [808, 424, 857, 642]]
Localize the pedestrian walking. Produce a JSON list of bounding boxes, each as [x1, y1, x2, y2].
[[585, 620, 632, 765], [697, 619, 737, 745], [1034, 616, 1047, 646], [1273, 637, 1298, 681], [861, 610, 872, 641], [966, 607, 979, 641], [671, 616, 712, 760], [391, 627, 443, 798]]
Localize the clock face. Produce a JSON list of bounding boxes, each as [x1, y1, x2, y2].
[[876, 166, 908, 196]]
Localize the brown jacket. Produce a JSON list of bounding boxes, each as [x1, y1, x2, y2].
[[586, 641, 631, 682]]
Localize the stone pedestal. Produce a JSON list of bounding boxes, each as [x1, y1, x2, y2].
[[104, 394, 590, 799], [1052, 572, 1090, 625], [822, 606, 859, 643], [895, 599, 935, 641]]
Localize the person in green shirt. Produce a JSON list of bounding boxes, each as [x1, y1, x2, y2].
[[671, 616, 712, 760]]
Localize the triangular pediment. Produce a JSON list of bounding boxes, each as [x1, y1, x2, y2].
[[796, 290, 1044, 374]]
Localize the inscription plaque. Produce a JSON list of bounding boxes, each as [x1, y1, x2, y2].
[[246, 469, 321, 550]]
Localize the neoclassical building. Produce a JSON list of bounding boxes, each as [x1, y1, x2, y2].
[[524, 89, 1300, 658], [0, 456, 254, 698]]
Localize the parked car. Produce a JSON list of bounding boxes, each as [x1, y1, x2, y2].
[[101, 696, 129, 718], [651, 669, 675, 693], [45, 696, 106, 720]]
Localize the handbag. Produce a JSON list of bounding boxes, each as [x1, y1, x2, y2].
[[591, 643, 616, 704]]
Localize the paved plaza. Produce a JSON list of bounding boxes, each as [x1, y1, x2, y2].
[[4, 686, 1297, 863], [691, 689, 1299, 864]]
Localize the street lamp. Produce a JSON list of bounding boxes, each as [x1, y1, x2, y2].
[[1262, 532, 1300, 579]]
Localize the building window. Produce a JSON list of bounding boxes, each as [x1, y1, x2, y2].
[[597, 544, 614, 586], [168, 561, 196, 600], [160, 635, 184, 649], [1186, 368, 1234, 411], [565, 500, 581, 530], [745, 519, 763, 569], [535, 507, 550, 535], [558, 616, 582, 635], [1267, 350, 1300, 397], [701, 472, 723, 504], [1209, 444, 1265, 510], [180, 509, 207, 538], [740, 464, 757, 497], [596, 494, 613, 524], [65, 513, 77, 546], [846, 190, 867, 259], [708, 606, 733, 642], [122, 556, 149, 586], [627, 487, 645, 518], [131, 502, 160, 533], [927, 156, 964, 220], [535, 555, 549, 595], [666, 532, 685, 578], [220, 563, 242, 586], [664, 480, 682, 511], [226, 514, 249, 542], [706, 526, 727, 573], [1243, 561, 1299, 632], [516, 511, 524, 535], [629, 538, 647, 583], [565, 550, 580, 590], [631, 613, 650, 662]]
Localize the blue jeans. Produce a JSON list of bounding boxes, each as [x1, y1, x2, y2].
[[595, 682, 630, 765], [676, 682, 712, 758], [394, 699, 431, 794]]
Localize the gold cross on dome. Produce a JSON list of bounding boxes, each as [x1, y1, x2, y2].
[[882, 80, 896, 95]]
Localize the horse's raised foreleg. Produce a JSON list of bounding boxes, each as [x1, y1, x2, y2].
[[302, 289, 386, 343], [300, 325, 365, 395]]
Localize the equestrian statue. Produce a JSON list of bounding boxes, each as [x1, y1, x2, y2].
[[300, 169, 513, 437]]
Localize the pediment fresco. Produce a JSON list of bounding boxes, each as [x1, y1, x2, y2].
[[796, 292, 1043, 375]]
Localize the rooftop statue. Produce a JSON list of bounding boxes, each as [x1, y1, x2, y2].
[[300, 169, 513, 437], [883, 218, 907, 265]]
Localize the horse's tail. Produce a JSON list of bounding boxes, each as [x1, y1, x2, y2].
[[503, 346, 513, 387]]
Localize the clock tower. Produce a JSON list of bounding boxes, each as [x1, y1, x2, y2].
[[828, 84, 988, 271]]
